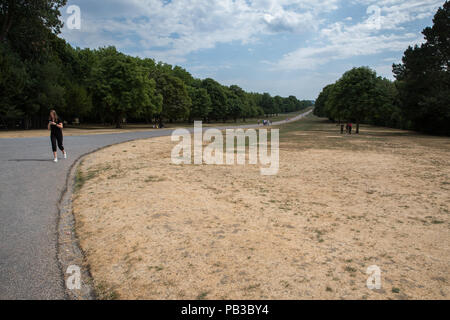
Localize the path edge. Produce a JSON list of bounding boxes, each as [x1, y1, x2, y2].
[[56, 134, 170, 300]]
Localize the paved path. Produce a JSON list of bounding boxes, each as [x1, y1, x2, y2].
[[0, 109, 312, 299]]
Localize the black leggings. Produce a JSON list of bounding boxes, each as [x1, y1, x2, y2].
[[50, 132, 64, 153]]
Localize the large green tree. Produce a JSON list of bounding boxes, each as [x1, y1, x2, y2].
[[188, 86, 211, 122], [0, 42, 27, 127], [91, 47, 160, 128], [370, 78, 401, 128], [202, 78, 228, 122], [315, 67, 400, 132], [156, 73, 191, 122], [1, 0, 67, 60], [393, 1, 450, 135], [0, 0, 71, 128], [331, 67, 379, 133]]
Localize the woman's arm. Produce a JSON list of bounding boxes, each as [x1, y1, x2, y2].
[[56, 122, 63, 129]]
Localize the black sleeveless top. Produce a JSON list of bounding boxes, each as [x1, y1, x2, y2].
[[50, 119, 62, 135]]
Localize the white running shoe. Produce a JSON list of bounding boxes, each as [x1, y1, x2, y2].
[[63, 152, 67, 159], [53, 158, 58, 163]]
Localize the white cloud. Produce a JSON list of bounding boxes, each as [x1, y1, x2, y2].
[[61, 0, 340, 63], [275, 30, 423, 71], [274, 0, 442, 70]]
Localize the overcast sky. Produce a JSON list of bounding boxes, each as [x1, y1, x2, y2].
[[59, 0, 444, 100]]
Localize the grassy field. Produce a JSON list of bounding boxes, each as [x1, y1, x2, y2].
[[72, 115, 450, 300], [0, 110, 305, 139]]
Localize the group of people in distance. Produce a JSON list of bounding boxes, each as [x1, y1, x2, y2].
[[340, 122, 353, 135], [260, 120, 272, 126]]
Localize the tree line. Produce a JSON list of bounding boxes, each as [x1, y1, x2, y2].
[[314, 1, 449, 136], [0, 1, 312, 130]]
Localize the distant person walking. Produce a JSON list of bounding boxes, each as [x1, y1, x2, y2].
[[48, 110, 67, 163], [347, 122, 353, 135]]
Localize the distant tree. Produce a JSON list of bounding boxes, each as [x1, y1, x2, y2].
[[229, 85, 252, 122], [299, 100, 314, 110], [273, 96, 283, 115], [224, 86, 242, 122], [314, 84, 334, 118], [29, 60, 66, 121], [156, 73, 191, 122], [172, 66, 195, 86], [136, 78, 162, 125], [64, 82, 92, 121], [370, 78, 401, 128], [188, 86, 211, 122], [247, 92, 264, 119], [73, 48, 98, 83], [261, 93, 275, 116], [91, 47, 159, 128], [325, 82, 348, 123], [155, 62, 173, 75], [316, 67, 400, 132], [286, 96, 298, 113], [333, 67, 379, 133], [202, 78, 228, 122]]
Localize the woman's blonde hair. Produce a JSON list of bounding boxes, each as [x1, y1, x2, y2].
[[49, 109, 58, 121]]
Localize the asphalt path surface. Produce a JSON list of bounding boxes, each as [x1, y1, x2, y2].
[[0, 109, 312, 299]]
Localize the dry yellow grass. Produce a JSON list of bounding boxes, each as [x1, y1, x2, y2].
[[72, 117, 450, 300]]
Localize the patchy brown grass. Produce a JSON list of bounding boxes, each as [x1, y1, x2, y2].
[[73, 116, 450, 300]]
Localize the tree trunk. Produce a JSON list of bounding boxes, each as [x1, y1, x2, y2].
[[356, 121, 360, 134], [115, 114, 122, 129], [24, 115, 30, 130], [0, 2, 14, 42]]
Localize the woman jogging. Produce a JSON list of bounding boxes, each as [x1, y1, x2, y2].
[[48, 110, 67, 163]]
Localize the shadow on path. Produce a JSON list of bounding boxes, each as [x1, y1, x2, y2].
[[8, 159, 52, 162]]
